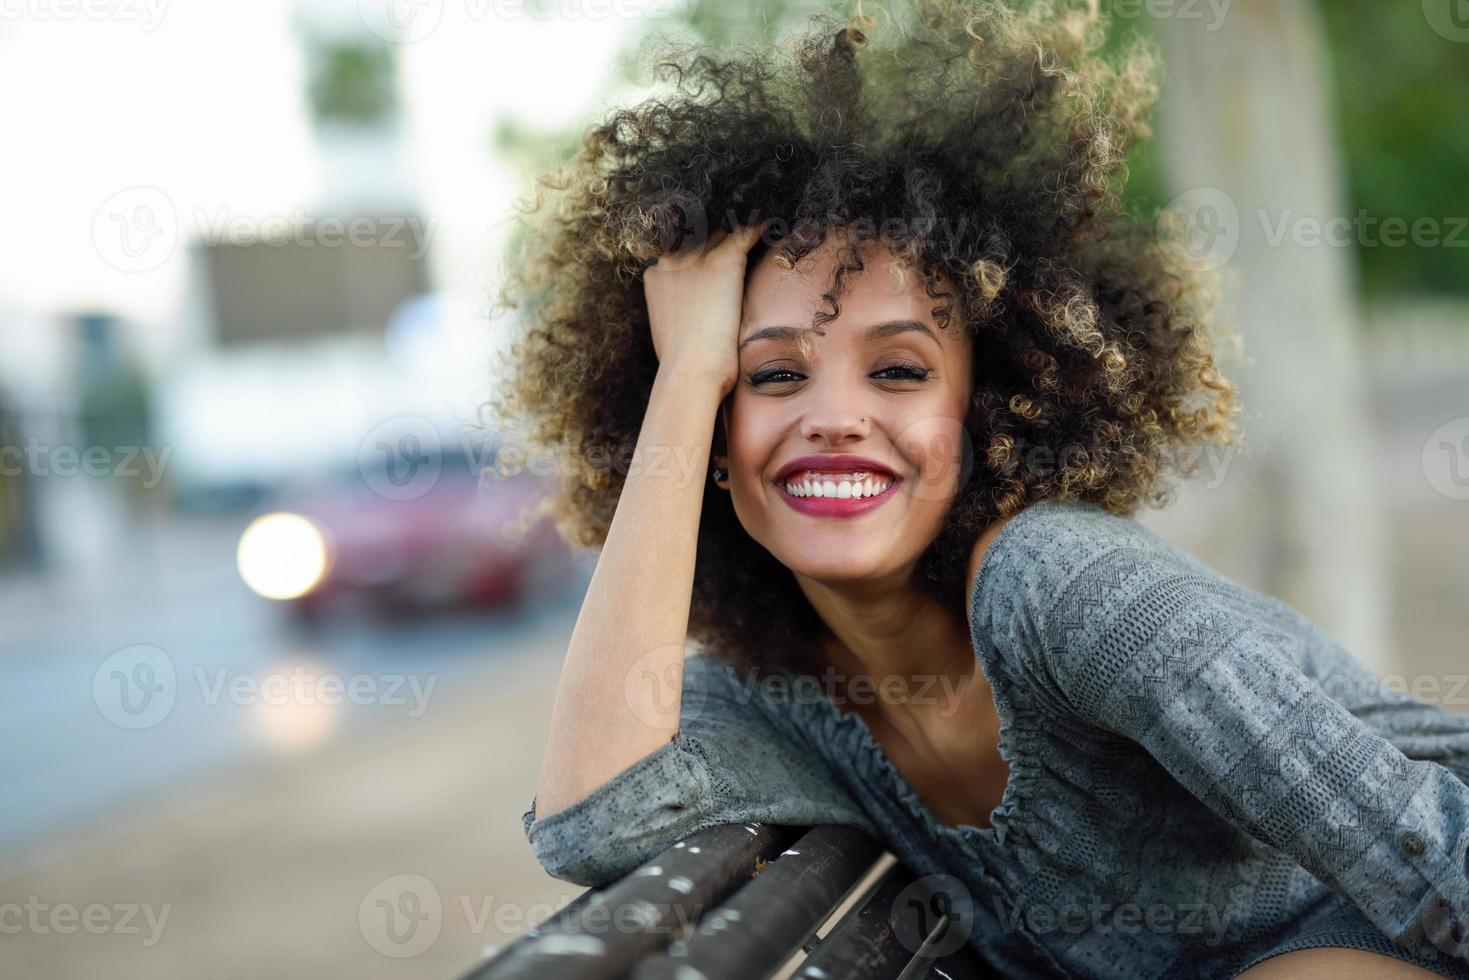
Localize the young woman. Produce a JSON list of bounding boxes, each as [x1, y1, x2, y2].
[[493, 2, 1469, 976]]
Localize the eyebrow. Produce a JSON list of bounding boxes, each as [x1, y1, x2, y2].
[[737, 318, 940, 352]]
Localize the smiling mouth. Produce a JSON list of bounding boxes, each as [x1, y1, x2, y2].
[[777, 471, 898, 499], [774, 472, 903, 516]]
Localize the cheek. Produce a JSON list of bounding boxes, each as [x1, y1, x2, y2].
[[894, 412, 972, 506], [723, 399, 781, 477]]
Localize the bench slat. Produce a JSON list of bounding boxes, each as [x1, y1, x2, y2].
[[629, 825, 885, 980], [465, 822, 802, 980]]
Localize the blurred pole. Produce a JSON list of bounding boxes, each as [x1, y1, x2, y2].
[[1142, 0, 1394, 672]]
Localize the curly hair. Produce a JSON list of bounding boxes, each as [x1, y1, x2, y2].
[[489, 0, 1245, 674]]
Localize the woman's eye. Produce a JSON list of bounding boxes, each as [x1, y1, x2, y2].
[[873, 363, 931, 382], [750, 368, 803, 385], [749, 364, 932, 386]]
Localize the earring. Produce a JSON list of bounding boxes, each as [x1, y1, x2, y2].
[[712, 466, 728, 482]]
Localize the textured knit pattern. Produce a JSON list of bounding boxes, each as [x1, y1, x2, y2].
[[522, 498, 1469, 979]]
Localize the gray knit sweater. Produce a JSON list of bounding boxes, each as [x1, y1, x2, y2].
[[522, 498, 1469, 978]]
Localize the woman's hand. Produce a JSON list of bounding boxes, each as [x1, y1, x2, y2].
[[643, 218, 769, 398]]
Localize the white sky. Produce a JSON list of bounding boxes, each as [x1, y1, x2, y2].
[[0, 0, 652, 354]]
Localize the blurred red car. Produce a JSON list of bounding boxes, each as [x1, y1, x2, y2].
[[236, 441, 575, 625]]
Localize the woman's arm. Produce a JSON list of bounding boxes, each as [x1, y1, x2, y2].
[[530, 362, 726, 821], [523, 651, 877, 887], [972, 501, 1469, 964], [530, 219, 766, 821]]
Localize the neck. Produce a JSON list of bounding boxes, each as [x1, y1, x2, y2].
[[793, 568, 978, 733]]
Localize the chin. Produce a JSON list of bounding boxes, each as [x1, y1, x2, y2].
[[777, 542, 895, 583]]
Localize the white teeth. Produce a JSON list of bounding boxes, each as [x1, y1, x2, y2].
[[783, 473, 892, 499]]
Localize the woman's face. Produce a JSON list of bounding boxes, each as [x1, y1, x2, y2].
[[715, 235, 974, 584]]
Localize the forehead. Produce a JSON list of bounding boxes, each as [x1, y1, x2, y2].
[[741, 240, 966, 353]]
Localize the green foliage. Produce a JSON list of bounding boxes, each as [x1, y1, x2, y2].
[[495, 0, 1467, 298], [1103, 0, 1468, 298], [304, 39, 398, 127], [1317, 0, 1469, 297]]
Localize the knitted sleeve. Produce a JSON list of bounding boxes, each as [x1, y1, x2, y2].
[[521, 650, 876, 888], [975, 502, 1469, 965]]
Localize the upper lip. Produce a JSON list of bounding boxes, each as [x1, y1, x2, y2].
[[774, 454, 899, 485]]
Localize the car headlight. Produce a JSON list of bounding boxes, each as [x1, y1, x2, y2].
[[237, 512, 331, 600]]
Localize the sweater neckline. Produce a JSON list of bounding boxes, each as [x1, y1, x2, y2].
[[784, 502, 1057, 853], [806, 685, 1019, 847]]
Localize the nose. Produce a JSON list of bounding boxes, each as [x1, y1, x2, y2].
[[797, 381, 873, 446]]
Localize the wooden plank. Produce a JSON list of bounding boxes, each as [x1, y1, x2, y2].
[[464, 822, 803, 980], [630, 825, 886, 980]]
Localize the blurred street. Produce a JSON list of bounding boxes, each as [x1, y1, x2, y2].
[[1, 2, 1467, 978], [0, 507, 595, 979], [0, 349, 1465, 980]]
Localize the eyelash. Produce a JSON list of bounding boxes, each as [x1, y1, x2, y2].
[[749, 363, 932, 386]]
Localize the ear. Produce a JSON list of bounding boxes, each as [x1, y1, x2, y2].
[[710, 397, 732, 482]]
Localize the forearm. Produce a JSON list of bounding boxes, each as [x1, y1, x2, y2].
[[533, 360, 727, 819]]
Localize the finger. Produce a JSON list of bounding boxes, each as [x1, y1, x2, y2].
[[699, 225, 732, 256], [726, 216, 772, 253], [655, 225, 721, 270]]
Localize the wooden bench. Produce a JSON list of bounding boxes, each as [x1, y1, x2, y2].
[[460, 822, 995, 979]]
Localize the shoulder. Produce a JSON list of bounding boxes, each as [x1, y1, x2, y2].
[[963, 497, 1237, 705], [965, 496, 1162, 637]]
